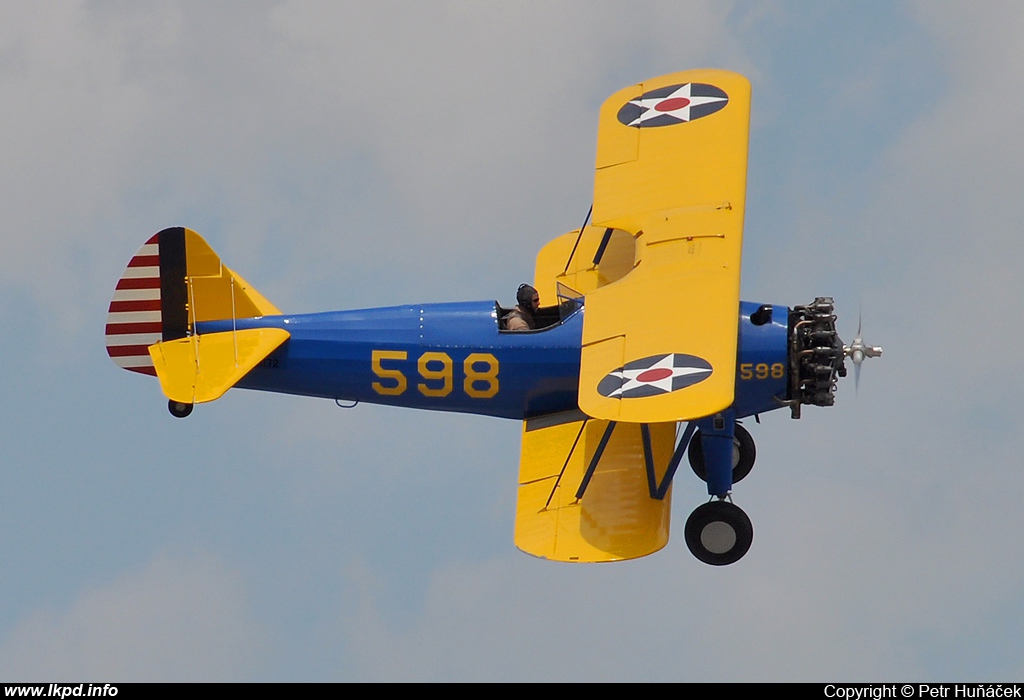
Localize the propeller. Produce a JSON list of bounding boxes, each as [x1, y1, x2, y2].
[[843, 311, 883, 392]]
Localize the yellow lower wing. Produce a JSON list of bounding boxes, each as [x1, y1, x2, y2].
[[149, 327, 290, 404], [514, 412, 676, 562]]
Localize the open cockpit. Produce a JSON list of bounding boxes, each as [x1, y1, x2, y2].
[[496, 284, 583, 332]]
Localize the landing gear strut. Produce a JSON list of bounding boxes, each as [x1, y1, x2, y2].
[[168, 400, 193, 418], [684, 500, 753, 566]]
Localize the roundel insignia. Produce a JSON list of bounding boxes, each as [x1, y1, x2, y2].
[[597, 354, 713, 399], [617, 83, 729, 128]]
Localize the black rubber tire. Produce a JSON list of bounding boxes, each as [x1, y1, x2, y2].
[[687, 424, 756, 483], [684, 500, 754, 566], [168, 400, 193, 418]]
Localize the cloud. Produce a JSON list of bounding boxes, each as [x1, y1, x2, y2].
[[1, 1, 743, 325], [0, 551, 265, 681]]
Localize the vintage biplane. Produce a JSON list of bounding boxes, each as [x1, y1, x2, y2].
[[105, 70, 880, 565]]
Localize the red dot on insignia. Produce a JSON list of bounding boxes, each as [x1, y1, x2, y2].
[[637, 368, 673, 382], [655, 97, 690, 112]]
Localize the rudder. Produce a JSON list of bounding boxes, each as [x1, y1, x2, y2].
[[105, 227, 282, 379], [105, 228, 186, 376]]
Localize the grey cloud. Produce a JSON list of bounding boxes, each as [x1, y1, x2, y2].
[[0, 551, 265, 681]]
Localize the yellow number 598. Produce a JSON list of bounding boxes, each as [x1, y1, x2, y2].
[[372, 350, 500, 399]]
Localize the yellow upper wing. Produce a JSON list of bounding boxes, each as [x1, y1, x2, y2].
[[532, 225, 636, 302], [579, 70, 751, 423]]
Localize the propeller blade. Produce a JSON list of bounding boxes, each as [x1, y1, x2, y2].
[[842, 307, 881, 395]]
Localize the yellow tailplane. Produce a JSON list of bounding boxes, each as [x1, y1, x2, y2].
[[149, 328, 290, 404]]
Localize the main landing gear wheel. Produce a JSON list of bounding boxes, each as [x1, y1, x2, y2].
[[688, 424, 756, 484], [168, 400, 193, 418], [684, 500, 753, 566]]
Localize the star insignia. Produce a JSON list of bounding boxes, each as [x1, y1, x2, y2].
[[616, 82, 729, 128], [597, 354, 714, 399]]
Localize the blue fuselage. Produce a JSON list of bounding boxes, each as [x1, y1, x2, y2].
[[198, 300, 789, 421]]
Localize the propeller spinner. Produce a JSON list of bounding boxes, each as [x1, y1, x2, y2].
[[843, 313, 883, 390]]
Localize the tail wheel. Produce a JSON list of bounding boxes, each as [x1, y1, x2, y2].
[[684, 500, 753, 566], [687, 424, 756, 484], [168, 400, 193, 418]]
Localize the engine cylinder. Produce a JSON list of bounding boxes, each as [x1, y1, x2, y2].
[[787, 297, 847, 418]]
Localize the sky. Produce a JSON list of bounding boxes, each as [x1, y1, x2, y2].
[[2, 0, 1023, 682]]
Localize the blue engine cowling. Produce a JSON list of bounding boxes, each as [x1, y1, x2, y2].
[[734, 297, 847, 420]]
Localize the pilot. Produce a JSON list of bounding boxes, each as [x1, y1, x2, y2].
[[505, 284, 540, 331]]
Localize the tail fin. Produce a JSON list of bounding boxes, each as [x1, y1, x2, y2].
[[105, 227, 287, 403]]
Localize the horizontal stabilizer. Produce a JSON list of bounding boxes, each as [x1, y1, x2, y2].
[[149, 327, 290, 404], [514, 411, 675, 563]]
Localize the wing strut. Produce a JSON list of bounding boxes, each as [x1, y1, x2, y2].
[[644, 422, 697, 500], [574, 420, 616, 499], [543, 418, 589, 510], [561, 204, 593, 275], [572, 421, 698, 501], [591, 227, 615, 265]]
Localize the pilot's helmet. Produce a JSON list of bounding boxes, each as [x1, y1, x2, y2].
[[517, 284, 538, 311]]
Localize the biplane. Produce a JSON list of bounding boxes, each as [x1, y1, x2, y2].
[[105, 70, 880, 565]]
